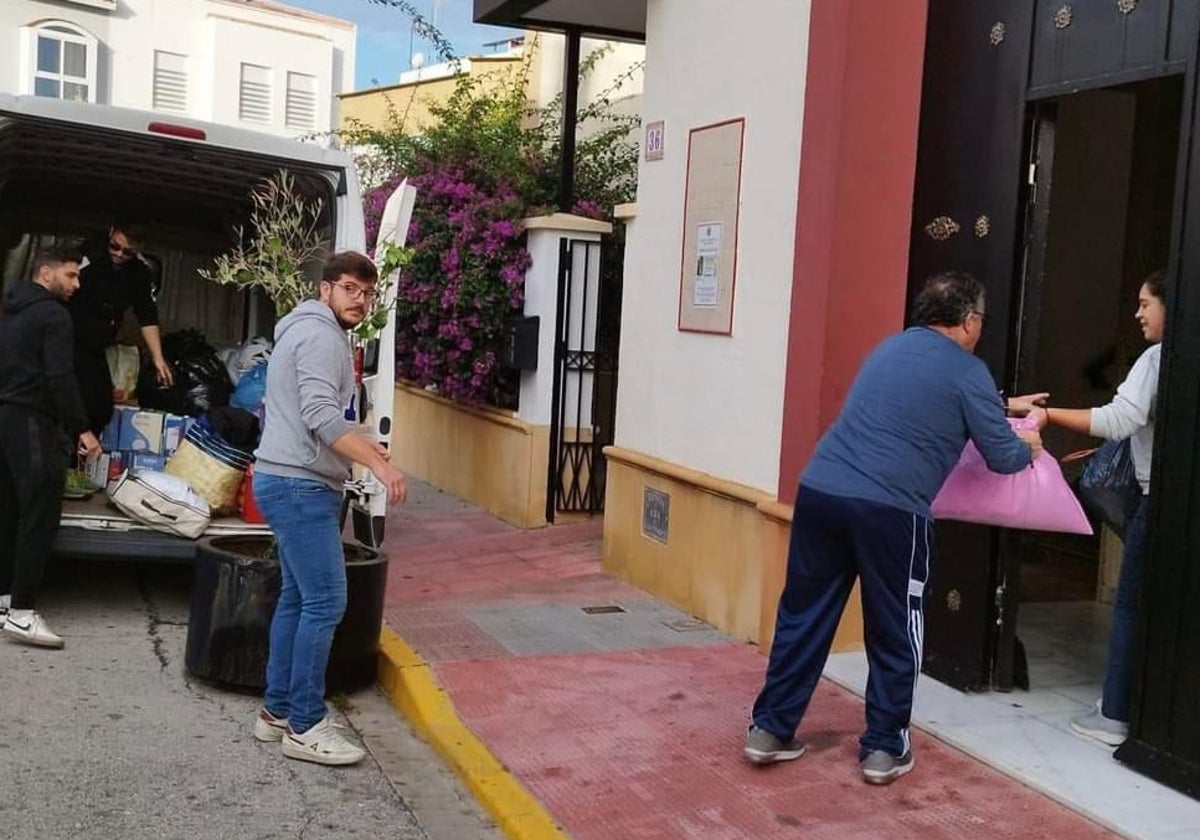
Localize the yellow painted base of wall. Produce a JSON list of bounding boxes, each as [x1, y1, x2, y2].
[[391, 384, 549, 529], [602, 446, 863, 651]]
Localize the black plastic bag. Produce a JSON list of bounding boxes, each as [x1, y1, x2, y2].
[[138, 330, 233, 417], [1078, 438, 1142, 537]]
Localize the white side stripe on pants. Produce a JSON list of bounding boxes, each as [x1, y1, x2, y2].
[[902, 516, 931, 757]]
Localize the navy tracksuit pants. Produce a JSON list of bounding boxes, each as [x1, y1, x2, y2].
[[752, 485, 932, 760]]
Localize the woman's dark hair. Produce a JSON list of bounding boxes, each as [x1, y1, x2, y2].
[[911, 271, 986, 328], [1142, 269, 1168, 303]]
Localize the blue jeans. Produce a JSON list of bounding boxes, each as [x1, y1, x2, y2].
[[1102, 496, 1148, 723], [255, 473, 346, 734]]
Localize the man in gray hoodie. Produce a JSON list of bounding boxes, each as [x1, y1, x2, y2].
[[251, 250, 406, 766]]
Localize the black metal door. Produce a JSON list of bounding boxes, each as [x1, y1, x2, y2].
[[907, 0, 1036, 691], [1116, 9, 1200, 798], [546, 237, 621, 522]]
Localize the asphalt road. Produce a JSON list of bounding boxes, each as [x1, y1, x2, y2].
[[0, 556, 500, 840]]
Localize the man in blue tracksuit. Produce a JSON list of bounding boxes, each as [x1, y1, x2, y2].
[[744, 271, 1045, 785]]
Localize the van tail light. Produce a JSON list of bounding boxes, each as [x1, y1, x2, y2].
[[148, 122, 206, 141]]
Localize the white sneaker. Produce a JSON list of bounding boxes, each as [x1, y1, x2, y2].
[[1070, 701, 1128, 747], [0, 594, 10, 620], [3, 610, 64, 649], [280, 716, 365, 766], [253, 708, 289, 743]]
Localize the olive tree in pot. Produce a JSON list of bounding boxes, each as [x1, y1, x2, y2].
[[184, 535, 388, 693]]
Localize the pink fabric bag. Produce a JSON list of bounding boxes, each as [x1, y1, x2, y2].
[[931, 417, 1093, 535]]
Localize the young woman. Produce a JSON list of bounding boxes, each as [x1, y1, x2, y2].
[[1036, 271, 1167, 747]]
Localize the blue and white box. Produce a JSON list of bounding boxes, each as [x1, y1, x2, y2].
[[163, 415, 188, 454], [131, 452, 167, 472], [117, 410, 165, 453], [100, 408, 124, 452]]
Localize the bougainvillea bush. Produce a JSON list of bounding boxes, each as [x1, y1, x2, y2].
[[382, 166, 530, 405]]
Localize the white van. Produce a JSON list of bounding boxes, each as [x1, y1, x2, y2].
[[0, 94, 407, 561]]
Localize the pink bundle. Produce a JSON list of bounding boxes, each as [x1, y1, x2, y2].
[[931, 417, 1092, 535]]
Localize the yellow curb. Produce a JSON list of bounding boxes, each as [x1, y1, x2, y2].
[[377, 627, 570, 840]]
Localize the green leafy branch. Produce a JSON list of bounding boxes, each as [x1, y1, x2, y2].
[[200, 170, 323, 319], [354, 240, 413, 340]]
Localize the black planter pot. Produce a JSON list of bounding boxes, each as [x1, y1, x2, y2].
[[184, 535, 388, 693]]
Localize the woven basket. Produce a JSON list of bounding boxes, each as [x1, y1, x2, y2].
[[166, 439, 245, 513]]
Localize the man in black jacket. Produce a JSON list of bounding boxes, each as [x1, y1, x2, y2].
[[0, 245, 101, 649], [71, 223, 173, 433]]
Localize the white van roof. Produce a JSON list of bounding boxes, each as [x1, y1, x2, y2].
[[0, 94, 354, 237], [0, 94, 354, 173]]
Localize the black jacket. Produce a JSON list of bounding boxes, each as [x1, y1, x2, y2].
[[0, 281, 91, 435], [70, 250, 159, 353]]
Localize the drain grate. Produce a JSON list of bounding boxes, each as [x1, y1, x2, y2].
[[581, 605, 626, 615], [662, 618, 710, 633]]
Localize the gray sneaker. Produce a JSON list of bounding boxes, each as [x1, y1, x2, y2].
[[1070, 701, 1128, 747], [861, 749, 915, 785], [743, 725, 805, 765]]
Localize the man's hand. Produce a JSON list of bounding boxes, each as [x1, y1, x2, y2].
[[1017, 430, 1043, 460], [370, 461, 408, 506], [154, 356, 175, 387], [77, 431, 101, 461], [1008, 392, 1049, 417]]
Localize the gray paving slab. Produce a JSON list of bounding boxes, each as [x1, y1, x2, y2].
[[465, 599, 731, 656]]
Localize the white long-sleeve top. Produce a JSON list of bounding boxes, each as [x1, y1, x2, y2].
[[1089, 343, 1161, 495]]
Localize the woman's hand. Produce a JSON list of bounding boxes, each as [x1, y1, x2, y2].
[[1008, 392, 1049, 417]]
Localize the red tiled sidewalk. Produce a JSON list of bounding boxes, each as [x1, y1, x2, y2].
[[381, 484, 1115, 840]]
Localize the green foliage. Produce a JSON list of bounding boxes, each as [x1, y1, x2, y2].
[[352, 240, 413, 341], [200, 170, 323, 319]]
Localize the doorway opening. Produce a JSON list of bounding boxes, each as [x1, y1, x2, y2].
[[1011, 74, 1182, 699]]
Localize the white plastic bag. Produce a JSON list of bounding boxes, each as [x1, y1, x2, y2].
[[106, 344, 141, 401]]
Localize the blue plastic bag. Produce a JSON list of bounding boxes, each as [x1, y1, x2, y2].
[[230, 362, 268, 411], [1078, 438, 1142, 537]]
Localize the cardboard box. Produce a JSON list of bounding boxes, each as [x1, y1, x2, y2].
[[132, 452, 167, 472], [117, 410, 165, 453], [86, 453, 110, 488], [100, 408, 124, 452], [163, 415, 188, 454]]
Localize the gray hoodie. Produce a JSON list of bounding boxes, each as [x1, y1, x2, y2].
[[254, 300, 355, 489]]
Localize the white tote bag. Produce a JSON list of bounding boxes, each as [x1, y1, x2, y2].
[[108, 470, 212, 540]]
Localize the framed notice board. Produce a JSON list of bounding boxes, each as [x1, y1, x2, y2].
[[677, 117, 744, 334]]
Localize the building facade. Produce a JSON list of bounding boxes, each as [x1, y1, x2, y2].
[[476, 0, 1200, 800], [0, 0, 355, 136]]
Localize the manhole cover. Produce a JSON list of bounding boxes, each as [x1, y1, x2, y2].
[[662, 618, 710, 633], [581, 605, 626, 615]]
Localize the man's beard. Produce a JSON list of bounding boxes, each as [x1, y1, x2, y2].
[[335, 309, 363, 330]]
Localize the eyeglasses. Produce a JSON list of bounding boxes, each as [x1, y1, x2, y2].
[[970, 309, 987, 324], [332, 281, 376, 303], [109, 240, 137, 257]]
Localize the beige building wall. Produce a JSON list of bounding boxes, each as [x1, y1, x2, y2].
[[339, 55, 525, 133], [338, 32, 644, 137]]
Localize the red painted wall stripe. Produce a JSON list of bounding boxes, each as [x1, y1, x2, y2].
[[776, 0, 930, 503]]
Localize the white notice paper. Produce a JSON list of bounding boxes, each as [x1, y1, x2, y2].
[[693, 222, 722, 308]]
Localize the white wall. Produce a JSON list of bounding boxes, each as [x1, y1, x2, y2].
[[0, 0, 355, 136], [533, 33, 645, 138], [614, 0, 812, 492]]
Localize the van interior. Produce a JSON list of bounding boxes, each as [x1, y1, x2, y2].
[[0, 109, 344, 542], [1011, 75, 1181, 697]]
